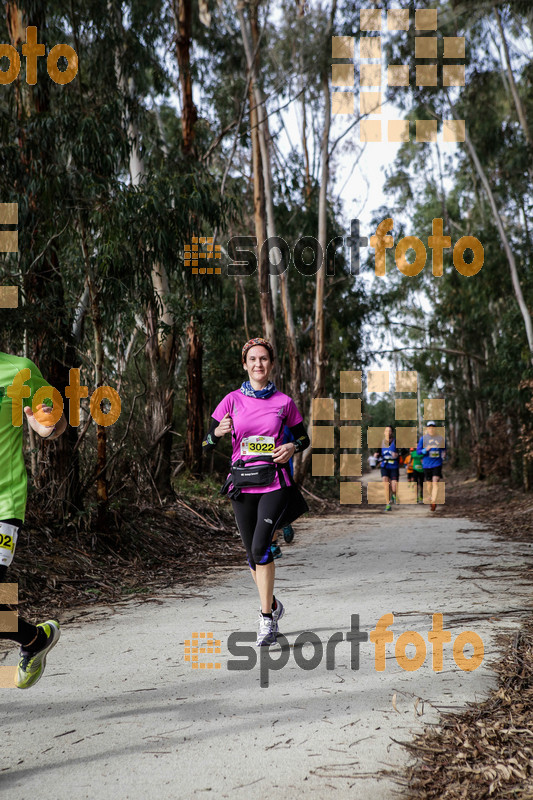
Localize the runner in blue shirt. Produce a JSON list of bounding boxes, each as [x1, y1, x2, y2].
[[417, 421, 446, 512], [375, 425, 399, 511]]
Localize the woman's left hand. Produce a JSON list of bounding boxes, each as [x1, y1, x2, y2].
[[272, 442, 296, 464]]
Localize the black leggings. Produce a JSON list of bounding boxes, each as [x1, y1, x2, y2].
[[231, 488, 291, 570], [0, 518, 38, 646]]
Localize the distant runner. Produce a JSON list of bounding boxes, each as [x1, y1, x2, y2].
[[405, 450, 414, 480], [409, 445, 425, 503], [270, 531, 282, 560], [202, 338, 310, 646], [417, 421, 446, 512], [280, 425, 296, 546], [375, 425, 399, 511], [0, 354, 67, 688], [270, 428, 296, 560]]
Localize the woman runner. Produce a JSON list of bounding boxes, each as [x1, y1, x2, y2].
[[202, 338, 310, 646]]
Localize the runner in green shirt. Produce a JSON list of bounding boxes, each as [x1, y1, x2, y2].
[[0, 353, 67, 688], [409, 446, 424, 503]]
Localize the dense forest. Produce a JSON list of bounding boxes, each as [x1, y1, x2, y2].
[[0, 0, 531, 534]]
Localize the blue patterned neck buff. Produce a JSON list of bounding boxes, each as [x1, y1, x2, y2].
[[240, 380, 277, 399]]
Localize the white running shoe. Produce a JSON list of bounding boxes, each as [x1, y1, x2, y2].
[[256, 613, 277, 647]]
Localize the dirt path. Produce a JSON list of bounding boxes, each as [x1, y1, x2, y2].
[[1, 503, 532, 799]]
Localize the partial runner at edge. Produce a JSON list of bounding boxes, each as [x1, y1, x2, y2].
[[0, 353, 67, 688]]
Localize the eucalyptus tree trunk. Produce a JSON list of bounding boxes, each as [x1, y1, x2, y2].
[[171, 0, 208, 476], [79, 224, 109, 526], [183, 318, 203, 475], [8, 1, 80, 515], [248, 76, 275, 341], [238, 0, 303, 395], [300, 0, 336, 478], [113, 7, 177, 498], [463, 354, 483, 480], [314, 67, 332, 398], [89, 283, 109, 526], [172, 0, 198, 155], [248, 1, 278, 312], [493, 9, 532, 147], [239, 2, 277, 356], [296, 0, 312, 207], [450, 96, 533, 365], [493, 8, 533, 184]]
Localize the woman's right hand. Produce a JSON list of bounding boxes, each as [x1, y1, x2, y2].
[[214, 412, 232, 438]]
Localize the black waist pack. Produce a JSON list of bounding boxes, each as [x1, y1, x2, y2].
[[220, 455, 283, 499]]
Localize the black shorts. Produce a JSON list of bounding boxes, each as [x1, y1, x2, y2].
[[424, 466, 442, 480], [380, 467, 399, 480], [231, 488, 292, 570]]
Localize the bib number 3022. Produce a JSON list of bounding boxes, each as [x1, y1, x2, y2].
[[241, 436, 276, 456]]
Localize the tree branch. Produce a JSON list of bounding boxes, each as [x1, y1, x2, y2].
[[374, 345, 485, 363]]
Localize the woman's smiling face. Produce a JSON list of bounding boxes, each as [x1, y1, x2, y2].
[[244, 346, 273, 385]]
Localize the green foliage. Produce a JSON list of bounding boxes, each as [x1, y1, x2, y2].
[[365, 0, 533, 482]]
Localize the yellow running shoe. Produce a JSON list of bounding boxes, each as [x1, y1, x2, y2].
[[16, 620, 60, 689]]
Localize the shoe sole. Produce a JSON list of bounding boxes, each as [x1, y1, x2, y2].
[[17, 621, 60, 690]]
